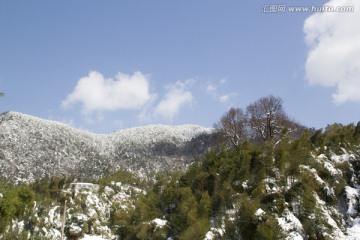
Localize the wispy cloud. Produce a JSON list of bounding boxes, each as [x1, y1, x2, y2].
[[304, 0, 360, 104], [206, 79, 235, 103], [62, 71, 156, 114], [219, 94, 230, 103], [155, 80, 194, 120], [206, 84, 216, 94]]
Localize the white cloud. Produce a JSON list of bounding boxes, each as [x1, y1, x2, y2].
[[219, 94, 230, 103], [206, 84, 216, 93], [304, 0, 360, 104], [155, 80, 193, 120], [206, 79, 236, 103], [62, 71, 156, 113]]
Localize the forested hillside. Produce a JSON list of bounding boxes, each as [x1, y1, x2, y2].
[[110, 122, 360, 239], [1, 96, 360, 239], [1, 121, 360, 239]]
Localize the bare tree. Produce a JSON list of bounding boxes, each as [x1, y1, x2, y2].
[[216, 107, 247, 148], [246, 95, 296, 142]]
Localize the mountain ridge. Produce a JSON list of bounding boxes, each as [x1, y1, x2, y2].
[[0, 111, 214, 183], [0, 111, 212, 136]]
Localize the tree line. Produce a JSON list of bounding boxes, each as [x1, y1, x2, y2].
[[216, 95, 301, 149]]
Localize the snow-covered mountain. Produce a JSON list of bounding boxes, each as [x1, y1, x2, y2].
[[0, 111, 214, 183], [3, 114, 360, 239]]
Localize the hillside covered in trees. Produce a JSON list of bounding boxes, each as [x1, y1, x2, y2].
[[1, 96, 360, 239]]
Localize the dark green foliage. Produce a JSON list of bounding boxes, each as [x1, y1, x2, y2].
[[285, 182, 304, 203], [31, 177, 71, 202], [237, 195, 259, 239], [310, 129, 324, 149], [99, 168, 141, 188], [256, 217, 280, 240], [0, 183, 34, 234], [321, 123, 360, 153], [118, 140, 286, 238], [354, 121, 360, 141], [260, 192, 285, 214]]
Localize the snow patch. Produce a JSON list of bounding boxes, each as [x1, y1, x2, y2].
[[81, 235, 108, 240], [313, 194, 345, 239], [317, 154, 342, 176], [242, 180, 249, 189], [345, 186, 359, 217], [277, 209, 304, 239], [151, 218, 167, 228], [346, 218, 360, 239], [204, 227, 225, 240], [255, 208, 265, 219], [331, 153, 352, 163], [301, 165, 335, 197]]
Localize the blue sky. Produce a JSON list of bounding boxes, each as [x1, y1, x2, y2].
[[0, 0, 359, 133]]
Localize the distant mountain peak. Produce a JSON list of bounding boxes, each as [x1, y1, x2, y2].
[[0, 111, 215, 183]]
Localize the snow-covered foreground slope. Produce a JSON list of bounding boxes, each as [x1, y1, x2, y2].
[[202, 149, 360, 240], [0, 111, 214, 183], [3, 145, 360, 239], [7, 181, 143, 240], [275, 151, 360, 240]]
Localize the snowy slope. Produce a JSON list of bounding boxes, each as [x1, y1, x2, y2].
[[0, 111, 214, 183], [276, 150, 360, 239], [205, 149, 360, 240], [10, 181, 143, 240]]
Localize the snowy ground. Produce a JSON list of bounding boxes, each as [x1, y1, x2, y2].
[[346, 218, 360, 239], [81, 235, 107, 240]]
